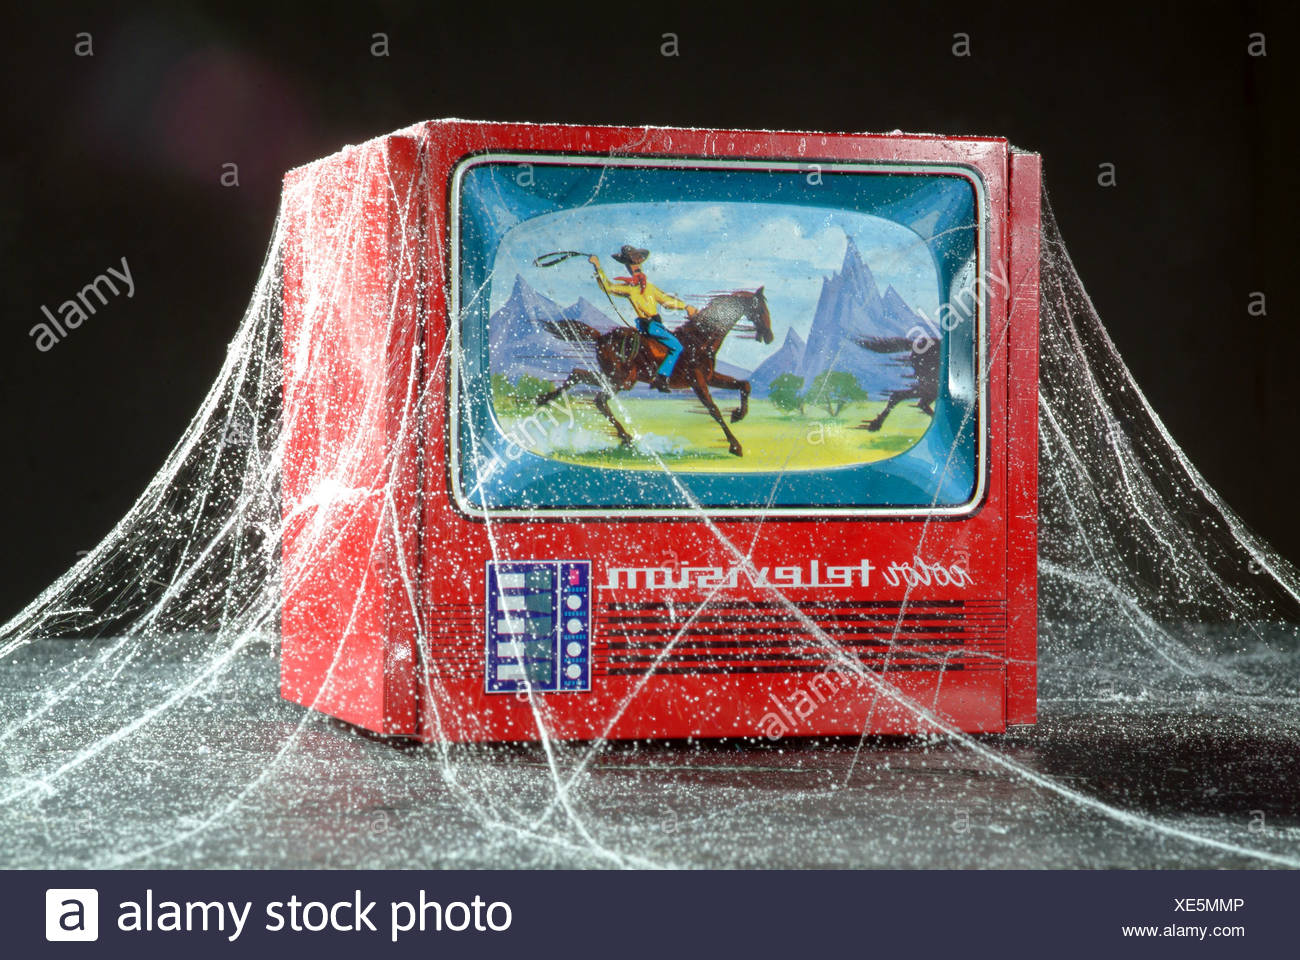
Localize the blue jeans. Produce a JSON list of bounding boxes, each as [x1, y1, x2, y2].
[[639, 315, 683, 377]]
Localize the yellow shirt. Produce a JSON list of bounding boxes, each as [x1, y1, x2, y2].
[[595, 267, 688, 319]]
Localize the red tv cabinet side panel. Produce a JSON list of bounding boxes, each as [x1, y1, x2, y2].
[[280, 135, 423, 735]]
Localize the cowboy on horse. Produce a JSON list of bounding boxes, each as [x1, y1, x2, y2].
[[588, 245, 697, 392]]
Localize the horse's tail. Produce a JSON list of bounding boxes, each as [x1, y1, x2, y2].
[[540, 318, 603, 344]]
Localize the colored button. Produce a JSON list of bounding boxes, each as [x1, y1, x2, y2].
[[565, 664, 582, 680], [566, 617, 583, 634], [566, 641, 582, 657], [566, 594, 583, 611]]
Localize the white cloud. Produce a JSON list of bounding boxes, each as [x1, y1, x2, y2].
[[726, 217, 849, 273], [668, 204, 728, 233]]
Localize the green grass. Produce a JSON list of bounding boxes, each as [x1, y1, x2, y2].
[[499, 396, 933, 473]]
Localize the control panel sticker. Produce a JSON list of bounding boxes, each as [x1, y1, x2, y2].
[[485, 560, 591, 693]]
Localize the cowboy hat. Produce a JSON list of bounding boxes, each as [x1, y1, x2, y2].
[[611, 245, 649, 266]]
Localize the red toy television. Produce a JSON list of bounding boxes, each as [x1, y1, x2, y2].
[[279, 120, 1041, 742]]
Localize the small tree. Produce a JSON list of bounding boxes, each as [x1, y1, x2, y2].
[[491, 373, 550, 410], [490, 373, 515, 408], [805, 370, 867, 417], [511, 374, 550, 406], [768, 373, 805, 415]]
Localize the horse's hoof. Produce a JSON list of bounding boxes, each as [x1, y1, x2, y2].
[[729, 443, 743, 457], [865, 421, 883, 433], [730, 409, 746, 423]]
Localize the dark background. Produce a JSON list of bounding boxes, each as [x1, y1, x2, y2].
[[0, 2, 1293, 622]]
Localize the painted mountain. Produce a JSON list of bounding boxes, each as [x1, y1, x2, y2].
[[487, 276, 605, 381], [757, 238, 933, 397], [488, 274, 752, 383], [751, 327, 806, 391]]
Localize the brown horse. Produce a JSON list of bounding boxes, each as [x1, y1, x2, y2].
[[535, 289, 774, 456]]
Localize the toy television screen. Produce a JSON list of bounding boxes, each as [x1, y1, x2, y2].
[[450, 154, 987, 517]]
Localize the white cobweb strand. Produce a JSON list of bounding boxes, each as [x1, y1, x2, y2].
[[0, 142, 1296, 868]]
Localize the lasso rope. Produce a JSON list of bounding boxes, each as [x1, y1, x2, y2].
[[532, 250, 636, 330]]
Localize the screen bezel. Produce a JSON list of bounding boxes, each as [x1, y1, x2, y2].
[[447, 151, 990, 520]]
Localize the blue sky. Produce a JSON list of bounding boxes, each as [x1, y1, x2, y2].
[[490, 201, 943, 372]]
